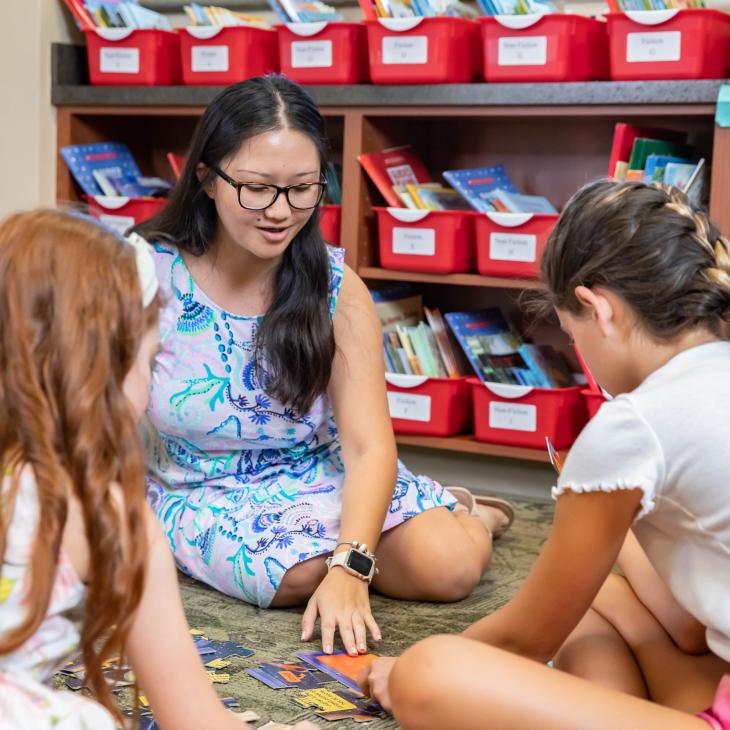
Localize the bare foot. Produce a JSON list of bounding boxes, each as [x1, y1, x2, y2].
[[452, 500, 510, 537]]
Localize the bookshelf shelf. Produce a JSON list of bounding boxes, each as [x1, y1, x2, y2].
[[395, 434, 555, 464], [360, 267, 542, 290], [52, 43, 730, 464]]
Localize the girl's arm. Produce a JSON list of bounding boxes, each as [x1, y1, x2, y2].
[[301, 266, 397, 655], [463, 488, 644, 662], [617, 531, 707, 654], [125, 506, 252, 730]]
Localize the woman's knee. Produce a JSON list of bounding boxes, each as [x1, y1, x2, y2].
[[270, 556, 328, 607]]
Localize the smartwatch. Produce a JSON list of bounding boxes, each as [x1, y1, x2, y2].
[[326, 543, 377, 583]]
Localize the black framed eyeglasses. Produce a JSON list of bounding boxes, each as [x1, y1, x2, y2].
[[211, 166, 327, 211]]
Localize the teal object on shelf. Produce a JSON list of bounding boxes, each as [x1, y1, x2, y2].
[[715, 84, 730, 128]]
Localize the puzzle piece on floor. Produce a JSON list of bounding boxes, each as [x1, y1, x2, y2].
[[206, 658, 231, 670], [58, 656, 135, 694], [290, 687, 359, 713], [297, 650, 378, 693], [207, 671, 231, 684], [246, 661, 333, 690], [193, 636, 255, 661]]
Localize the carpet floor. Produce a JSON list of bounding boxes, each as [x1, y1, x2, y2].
[[175, 499, 554, 728]]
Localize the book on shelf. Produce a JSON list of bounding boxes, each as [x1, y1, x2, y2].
[[444, 308, 574, 388], [424, 307, 461, 378], [358, 146, 432, 208], [371, 283, 423, 332], [490, 189, 558, 215], [442, 164, 519, 214], [628, 138, 694, 173], [608, 123, 688, 180]]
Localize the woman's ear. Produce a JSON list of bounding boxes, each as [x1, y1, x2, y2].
[[196, 163, 214, 199], [575, 285, 616, 337]]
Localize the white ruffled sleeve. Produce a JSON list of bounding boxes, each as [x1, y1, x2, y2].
[[553, 396, 665, 521]]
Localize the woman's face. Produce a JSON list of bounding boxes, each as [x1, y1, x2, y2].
[[208, 128, 321, 261]]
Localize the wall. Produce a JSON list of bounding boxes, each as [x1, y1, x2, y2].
[[0, 0, 78, 218]]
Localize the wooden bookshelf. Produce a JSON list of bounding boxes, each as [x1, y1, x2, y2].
[[51, 43, 730, 463]]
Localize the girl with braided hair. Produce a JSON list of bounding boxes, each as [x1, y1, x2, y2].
[[360, 180, 730, 730]]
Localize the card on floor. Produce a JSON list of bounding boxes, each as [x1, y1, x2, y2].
[[194, 637, 255, 660], [246, 667, 291, 689], [296, 650, 378, 693], [290, 687, 359, 713]]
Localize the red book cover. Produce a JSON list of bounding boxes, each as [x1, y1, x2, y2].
[[608, 123, 687, 179], [358, 145, 432, 207], [166, 152, 186, 180], [60, 0, 95, 30]]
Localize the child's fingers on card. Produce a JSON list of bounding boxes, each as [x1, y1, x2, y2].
[[301, 598, 319, 642]]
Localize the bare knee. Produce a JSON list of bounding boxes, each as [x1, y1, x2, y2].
[[390, 635, 457, 729], [270, 556, 327, 607], [411, 547, 483, 602]]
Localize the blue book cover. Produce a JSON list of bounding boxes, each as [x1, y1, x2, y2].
[[444, 308, 526, 384], [643, 154, 692, 183], [442, 164, 518, 213], [61, 142, 145, 197]]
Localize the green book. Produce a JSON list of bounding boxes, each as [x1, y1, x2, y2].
[[628, 138, 693, 172]]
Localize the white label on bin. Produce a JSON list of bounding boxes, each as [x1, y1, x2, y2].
[[392, 227, 435, 256], [100, 47, 139, 73], [626, 31, 681, 63], [382, 35, 428, 65], [489, 232, 537, 262], [192, 45, 229, 72], [488, 402, 537, 432], [388, 392, 432, 422], [498, 36, 547, 66], [291, 40, 333, 68], [99, 214, 135, 236]]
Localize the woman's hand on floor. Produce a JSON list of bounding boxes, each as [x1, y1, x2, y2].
[[357, 656, 396, 712], [301, 567, 381, 655]]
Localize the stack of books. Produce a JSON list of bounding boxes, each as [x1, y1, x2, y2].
[[611, 0, 704, 10], [359, 146, 557, 215], [445, 308, 575, 388], [61, 0, 172, 30], [357, 0, 478, 19], [182, 4, 271, 27], [61, 143, 171, 199], [608, 123, 705, 203]]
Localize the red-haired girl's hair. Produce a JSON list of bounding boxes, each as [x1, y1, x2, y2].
[[0, 209, 157, 720]]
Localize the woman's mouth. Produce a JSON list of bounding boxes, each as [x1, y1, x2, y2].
[[257, 225, 291, 243]]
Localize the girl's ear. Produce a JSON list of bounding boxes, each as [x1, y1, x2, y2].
[[196, 164, 214, 199], [574, 285, 616, 338]]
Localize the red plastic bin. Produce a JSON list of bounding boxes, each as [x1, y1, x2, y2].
[[607, 9, 730, 81], [278, 22, 369, 84], [84, 195, 167, 236], [583, 389, 607, 420], [386, 374, 472, 436], [474, 212, 558, 279], [366, 17, 480, 84], [470, 379, 588, 450], [319, 204, 341, 244], [479, 14, 608, 82], [84, 28, 181, 86], [375, 207, 475, 274], [179, 26, 278, 85]]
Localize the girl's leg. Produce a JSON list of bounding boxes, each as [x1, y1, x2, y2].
[[556, 571, 729, 712], [554, 607, 648, 698], [371, 506, 494, 602], [389, 634, 712, 730]]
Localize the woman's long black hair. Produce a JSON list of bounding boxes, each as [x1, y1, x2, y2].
[[135, 75, 335, 414]]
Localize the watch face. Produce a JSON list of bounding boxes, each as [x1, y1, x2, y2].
[[346, 550, 373, 577]]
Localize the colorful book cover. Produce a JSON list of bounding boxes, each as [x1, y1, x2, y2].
[[358, 146, 432, 208], [442, 165, 518, 213], [424, 307, 461, 378], [371, 284, 423, 332], [663, 161, 698, 189], [628, 138, 693, 174], [643, 154, 693, 182], [416, 186, 472, 211], [491, 189, 557, 215], [61, 142, 149, 197]]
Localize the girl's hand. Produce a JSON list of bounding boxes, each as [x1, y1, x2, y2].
[[357, 656, 396, 712], [301, 567, 381, 655]]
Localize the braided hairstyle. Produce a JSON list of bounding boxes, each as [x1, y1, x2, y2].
[[541, 180, 730, 340]]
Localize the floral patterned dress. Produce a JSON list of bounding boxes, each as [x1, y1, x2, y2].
[[144, 243, 456, 607], [0, 467, 115, 729]]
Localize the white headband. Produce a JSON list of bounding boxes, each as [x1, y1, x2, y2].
[[125, 232, 159, 307]]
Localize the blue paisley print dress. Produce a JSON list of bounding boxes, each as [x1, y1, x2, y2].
[[144, 243, 456, 607]]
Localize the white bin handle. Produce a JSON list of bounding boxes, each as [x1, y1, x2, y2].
[[386, 207, 431, 223], [378, 17, 425, 32], [483, 382, 534, 399], [624, 9, 680, 25], [385, 373, 429, 388]]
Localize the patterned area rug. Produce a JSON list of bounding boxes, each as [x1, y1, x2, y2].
[[174, 499, 554, 728]]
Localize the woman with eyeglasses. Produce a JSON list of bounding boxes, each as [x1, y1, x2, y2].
[[134, 76, 513, 657]]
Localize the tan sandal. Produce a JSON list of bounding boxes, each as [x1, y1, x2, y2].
[[446, 486, 515, 539]]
